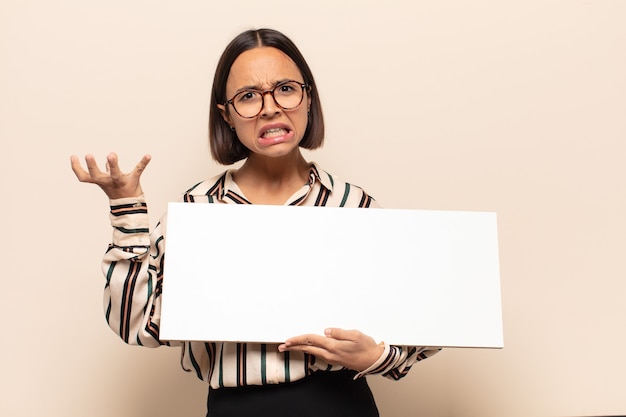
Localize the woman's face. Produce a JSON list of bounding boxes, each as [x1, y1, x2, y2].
[[217, 47, 311, 160]]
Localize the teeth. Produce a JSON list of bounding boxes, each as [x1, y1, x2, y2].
[[262, 128, 287, 138]]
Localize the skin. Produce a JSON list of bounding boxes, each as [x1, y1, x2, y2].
[[70, 45, 383, 373]]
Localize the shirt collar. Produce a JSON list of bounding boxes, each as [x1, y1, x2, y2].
[[215, 162, 334, 202], [308, 162, 334, 192]]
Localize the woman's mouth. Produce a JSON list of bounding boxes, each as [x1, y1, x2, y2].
[[257, 125, 295, 146], [262, 127, 289, 138]]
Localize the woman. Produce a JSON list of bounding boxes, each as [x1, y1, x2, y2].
[[71, 28, 439, 417]]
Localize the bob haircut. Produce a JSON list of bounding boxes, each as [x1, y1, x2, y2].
[[209, 28, 325, 165]]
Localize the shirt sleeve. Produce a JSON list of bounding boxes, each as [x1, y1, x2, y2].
[[101, 196, 175, 347], [355, 344, 441, 380]]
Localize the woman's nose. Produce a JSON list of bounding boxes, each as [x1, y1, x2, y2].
[[259, 91, 280, 116]]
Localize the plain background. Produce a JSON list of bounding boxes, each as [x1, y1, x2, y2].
[[1, 1, 625, 416]]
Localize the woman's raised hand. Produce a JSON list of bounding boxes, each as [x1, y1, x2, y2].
[[70, 153, 151, 199]]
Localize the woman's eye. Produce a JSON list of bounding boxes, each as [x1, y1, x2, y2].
[[237, 91, 256, 102], [278, 84, 296, 94]]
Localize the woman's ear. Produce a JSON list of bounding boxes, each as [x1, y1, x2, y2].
[[216, 103, 232, 127]]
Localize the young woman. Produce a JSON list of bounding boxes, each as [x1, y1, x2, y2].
[[71, 28, 439, 417]]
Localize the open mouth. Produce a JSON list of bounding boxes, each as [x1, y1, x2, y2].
[[261, 127, 290, 138]]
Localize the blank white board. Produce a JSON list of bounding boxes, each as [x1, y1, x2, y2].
[[160, 203, 503, 348]]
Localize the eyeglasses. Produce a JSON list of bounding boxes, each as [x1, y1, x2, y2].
[[224, 80, 309, 119]]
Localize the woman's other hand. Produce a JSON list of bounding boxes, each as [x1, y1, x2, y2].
[[70, 153, 151, 199], [278, 328, 384, 372]]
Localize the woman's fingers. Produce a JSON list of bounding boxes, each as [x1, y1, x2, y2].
[[133, 154, 151, 177], [324, 328, 354, 341], [280, 334, 329, 350], [69, 155, 87, 180], [106, 153, 122, 182], [278, 328, 383, 372], [84, 154, 106, 180], [70, 154, 100, 183], [70, 153, 151, 199]]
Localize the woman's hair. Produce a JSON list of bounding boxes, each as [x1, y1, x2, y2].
[[209, 28, 325, 165]]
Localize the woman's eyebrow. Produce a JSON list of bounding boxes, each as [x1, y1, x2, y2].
[[235, 79, 293, 93], [235, 83, 263, 92]]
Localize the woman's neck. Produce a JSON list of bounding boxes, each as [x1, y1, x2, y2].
[[233, 150, 311, 204]]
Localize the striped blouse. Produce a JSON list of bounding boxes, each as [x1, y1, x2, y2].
[[103, 162, 440, 389]]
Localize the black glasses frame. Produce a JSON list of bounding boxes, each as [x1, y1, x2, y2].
[[224, 80, 309, 119]]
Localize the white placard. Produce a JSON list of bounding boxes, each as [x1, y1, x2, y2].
[[160, 203, 503, 348]]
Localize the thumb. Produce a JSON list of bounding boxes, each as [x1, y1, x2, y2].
[[324, 328, 352, 341]]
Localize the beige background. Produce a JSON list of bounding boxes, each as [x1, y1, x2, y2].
[[1, 1, 625, 416]]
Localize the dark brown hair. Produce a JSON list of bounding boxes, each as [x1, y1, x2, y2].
[[209, 28, 325, 165]]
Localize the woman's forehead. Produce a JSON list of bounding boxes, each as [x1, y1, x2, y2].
[[227, 47, 302, 90]]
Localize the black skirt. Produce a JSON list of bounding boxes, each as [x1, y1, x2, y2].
[[207, 370, 379, 417]]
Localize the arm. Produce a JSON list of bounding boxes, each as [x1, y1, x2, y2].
[[354, 343, 441, 380], [102, 196, 170, 347], [71, 153, 173, 346], [278, 329, 440, 380]]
